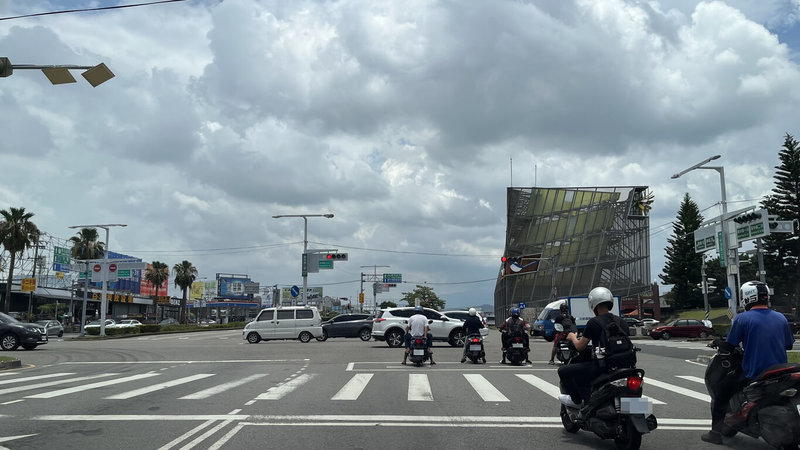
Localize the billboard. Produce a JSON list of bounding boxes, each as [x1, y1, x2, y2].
[[218, 276, 252, 300], [140, 263, 169, 297], [190, 281, 204, 300]]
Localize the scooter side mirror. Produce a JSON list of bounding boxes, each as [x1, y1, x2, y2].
[[554, 323, 564, 332]]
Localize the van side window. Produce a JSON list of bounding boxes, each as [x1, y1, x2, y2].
[[296, 310, 313, 319], [277, 310, 294, 320], [547, 310, 561, 320], [257, 310, 274, 321]]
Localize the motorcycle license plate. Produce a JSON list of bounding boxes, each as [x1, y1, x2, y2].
[[512, 343, 523, 348], [620, 397, 652, 415], [413, 349, 425, 356], [470, 345, 482, 351]]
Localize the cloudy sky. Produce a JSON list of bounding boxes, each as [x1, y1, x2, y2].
[[1, 0, 799, 309]]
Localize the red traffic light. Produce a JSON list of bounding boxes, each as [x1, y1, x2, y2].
[[502, 256, 507, 262], [326, 254, 332, 259]]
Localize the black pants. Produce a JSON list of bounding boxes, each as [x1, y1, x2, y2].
[[709, 372, 749, 430], [558, 360, 602, 404], [501, 333, 529, 351]]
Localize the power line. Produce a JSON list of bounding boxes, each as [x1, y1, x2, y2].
[[0, 0, 189, 21], [311, 241, 499, 258]]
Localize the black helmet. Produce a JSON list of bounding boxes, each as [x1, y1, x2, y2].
[[740, 281, 769, 311], [559, 303, 569, 314]]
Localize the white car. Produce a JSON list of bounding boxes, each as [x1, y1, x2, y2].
[[84, 319, 116, 330], [440, 310, 489, 337], [116, 320, 142, 328], [372, 307, 466, 347]]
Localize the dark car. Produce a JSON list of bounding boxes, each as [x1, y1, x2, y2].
[[649, 319, 713, 340], [317, 313, 373, 341], [623, 317, 643, 327], [782, 313, 800, 334], [0, 312, 48, 350]]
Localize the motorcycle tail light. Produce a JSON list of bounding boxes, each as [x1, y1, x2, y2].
[[627, 376, 643, 392], [471, 338, 480, 343], [779, 388, 797, 397], [415, 339, 423, 344]]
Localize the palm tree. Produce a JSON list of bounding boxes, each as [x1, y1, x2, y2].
[[68, 228, 105, 260], [172, 260, 197, 324], [0, 207, 41, 314], [144, 261, 169, 319]]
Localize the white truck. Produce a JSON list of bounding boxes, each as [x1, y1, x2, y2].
[[531, 296, 622, 341]]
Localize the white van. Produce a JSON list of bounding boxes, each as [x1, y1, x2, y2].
[[242, 306, 323, 344]]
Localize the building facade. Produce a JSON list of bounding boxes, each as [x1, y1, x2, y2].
[[494, 186, 652, 320]]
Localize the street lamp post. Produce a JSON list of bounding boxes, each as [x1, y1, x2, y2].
[[0, 57, 114, 87], [69, 224, 127, 336], [272, 214, 334, 305], [671, 155, 739, 320]]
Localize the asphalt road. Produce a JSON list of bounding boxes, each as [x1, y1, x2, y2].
[[0, 329, 780, 450]]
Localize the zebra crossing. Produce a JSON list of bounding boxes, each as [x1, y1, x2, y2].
[[0, 367, 714, 406]]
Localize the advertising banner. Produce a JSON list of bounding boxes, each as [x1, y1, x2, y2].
[[190, 281, 204, 300], [218, 276, 251, 300], [140, 263, 169, 297]]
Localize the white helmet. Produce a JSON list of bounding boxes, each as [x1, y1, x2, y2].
[[588, 286, 614, 313], [740, 281, 769, 311], [468, 307, 477, 316]]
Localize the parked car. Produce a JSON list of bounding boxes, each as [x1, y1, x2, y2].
[[440, 310, 489, 337], [159, 318, 179, 326], [622, 317, 643, 327], [648, 319, 713, 340], [1, 312, 47, 350], [36, 320, 64, 338], [84, 319, 116, 330], [243, 306, 323, 344], [372, 307, 466, 348], [317, 313, 373, 341], [782, 313, 800, 334], [641, 318, 660, 327], [116, 319, 142, 328], [199, 319, 217, 326]]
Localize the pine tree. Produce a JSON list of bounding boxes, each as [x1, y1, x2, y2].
[[760, 134, 800, 311], [660, 193, 704, 310]]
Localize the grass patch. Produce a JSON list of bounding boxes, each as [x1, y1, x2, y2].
[[0, 356, 15, 362], [676, 308, 729, 321], [789, 352, 800, 364]]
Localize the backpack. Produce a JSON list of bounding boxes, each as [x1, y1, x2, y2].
[[507, 318, 524, 335], [598, 315, 636, 369]]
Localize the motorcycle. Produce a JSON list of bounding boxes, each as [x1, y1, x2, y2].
[[465, 333, 486, 364], [560, 347, 657, 450], [505, 330, 527, 365], [408, 335, 430, 367], [553, 323, 575, 364], [706, 338, 800, 449]]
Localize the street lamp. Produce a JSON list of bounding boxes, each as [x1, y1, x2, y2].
[[671, 155, 739, 320], [272, 214, 334, 305], [68, 224, 127, 336], [1, 57, 114, 87]]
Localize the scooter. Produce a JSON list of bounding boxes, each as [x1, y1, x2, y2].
[[505, 331, 527, 365], [553, 323, 575, 364], [560, 348, 657, 450], [706, 339, 800, 448], [408, 335, 430, 367], [465, 333, 486, 364]]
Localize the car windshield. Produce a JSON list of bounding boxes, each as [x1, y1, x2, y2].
[[36, 320, 49, 326], [0, 312, 20, 324], [666, 320, 678, 327], [88, 321, 102, 325]]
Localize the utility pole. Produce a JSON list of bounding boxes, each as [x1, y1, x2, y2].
[[360, 265, 390, 315]]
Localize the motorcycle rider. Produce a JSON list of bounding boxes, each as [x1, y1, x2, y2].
[[701, 281, 796, 445], [402, 305, 435, 365], [558, 286, 630, 408], [549, 302, 576, 365], [461, 307, 486, 363], [498, 307, 532, 364]]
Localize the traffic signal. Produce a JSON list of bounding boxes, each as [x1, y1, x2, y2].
[[326, 253, 348, 261], [359, 292, 364, 303], [733, 212, 762, 224]]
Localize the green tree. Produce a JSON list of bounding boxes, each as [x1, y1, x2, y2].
[[761, 134, 800, 311], [660, 193, 704, 310], [379, 301, 397, 309], [0, 207, 40, 314], [172, 260, 197, 324], [400, 285, 445, 310], [144, 261, 169, 319], [68, 228, 105, 260]]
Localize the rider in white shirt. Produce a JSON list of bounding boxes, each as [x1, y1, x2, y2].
[[402, 305, 435, 365]]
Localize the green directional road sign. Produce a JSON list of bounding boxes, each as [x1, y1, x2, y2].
[[117, 269, 131, 278], [318, 260, 333, 269]]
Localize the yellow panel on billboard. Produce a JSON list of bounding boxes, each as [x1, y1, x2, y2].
[[190, 281, 204, 300], [21, 278, 36, 292]]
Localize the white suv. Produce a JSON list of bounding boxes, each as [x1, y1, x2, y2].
[[372, 307, 466, 348], [441, 310, 489, 337]]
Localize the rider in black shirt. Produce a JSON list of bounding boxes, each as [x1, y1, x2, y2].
[[460, 308, 485, 363]]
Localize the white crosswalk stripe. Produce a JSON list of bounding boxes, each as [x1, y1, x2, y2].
[[464, 374, 509, 402], [180, 374, 267, 400], [646, 378, 711, 402], [0, 373, 118, 396], [408, 374, 433, 401], [256, 374, 316, 400], [332, 374, 373, 401], [26, 373, 161, 399], [106, 374, 215, 400], [0, 373, 75, 386], [676, 375, 705, 384]]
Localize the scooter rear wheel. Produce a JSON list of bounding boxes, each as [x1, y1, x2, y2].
[[613, 417, 642, 450]]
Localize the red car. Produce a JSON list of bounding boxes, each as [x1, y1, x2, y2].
[[649, 319, 713, 340]]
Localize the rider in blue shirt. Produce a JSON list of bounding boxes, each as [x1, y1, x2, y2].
[[701, 281, 795, 445]]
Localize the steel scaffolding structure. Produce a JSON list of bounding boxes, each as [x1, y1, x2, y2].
[[494, 186, 651, 319]]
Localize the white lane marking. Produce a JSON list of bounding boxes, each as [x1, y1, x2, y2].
[[157, 419, 217, 450], [256, 374, 315, 400], [0, 400, 25, 405], [331, 374, 373, 401], [54, 359, 306, 364], [0, 434, 37, 443], [677, 375, 705, 384], [179, 418, 234, 450], [516, 373, 666, 405], [25, 373, 160, 399], [0, 373, 75, 386], [345, 362, 354, 371], [208, 423, 244, 450], [0, 373, 118, 396], [408, 374, 433, 401], [107, 374, 215, 399], [647, 378, 711, 402], [463, 374, 509, 402], [179, 374, 266, 400]]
